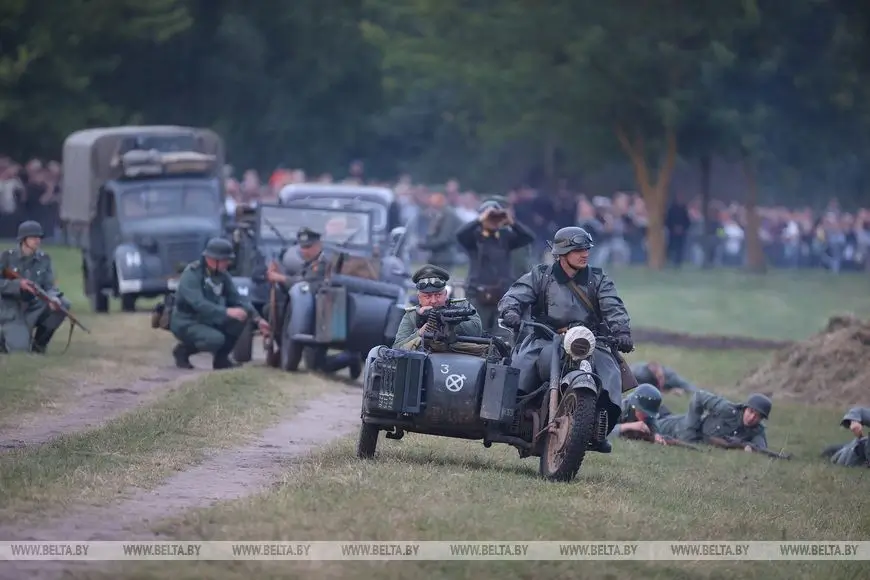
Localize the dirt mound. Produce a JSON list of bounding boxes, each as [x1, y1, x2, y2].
[[738, 314, 870, 405], [632, 327, 792, 350]]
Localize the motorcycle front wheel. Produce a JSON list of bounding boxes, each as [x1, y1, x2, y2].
[[539, 389, 597, 482]]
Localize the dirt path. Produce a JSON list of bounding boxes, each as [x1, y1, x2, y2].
[[0, 388, 362, 580], [0, 357, 212, 450]]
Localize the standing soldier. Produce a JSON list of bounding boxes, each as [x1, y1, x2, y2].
[[456, 199, 534, 337], [418, 192, 463, 271], [0, 220, 71, 353], [171, 237, 270, 369]]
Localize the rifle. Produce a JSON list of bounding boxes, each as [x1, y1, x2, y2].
[[707, 436, 793, 460], [621, 429, 702, 451], [263, 282, 278, 364], [2, 267, 91, 353]]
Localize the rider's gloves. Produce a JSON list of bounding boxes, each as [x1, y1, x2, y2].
[[615, 334, 634, 353], [501, 310, 522, 330]]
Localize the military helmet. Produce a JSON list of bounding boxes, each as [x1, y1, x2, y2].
[[202, 237, 236, 260], [17, 220, 44, 241], [629, 383, 662, 419], [745, 393, 772, 419], [551, 226, 594, 256]]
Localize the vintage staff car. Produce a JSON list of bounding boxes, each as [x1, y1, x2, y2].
[[60, 125, 227, 313], [278, 184, 403, 254], [276, 203, 415, 377], [357, 315, 618, 482]]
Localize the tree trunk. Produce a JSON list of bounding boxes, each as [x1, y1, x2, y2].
[[741, 156, 767, 274], [699, 154, 713, 268], [615, 125, 677, 270]]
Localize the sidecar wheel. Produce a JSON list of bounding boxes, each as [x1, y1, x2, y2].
[[356, 423, 380, 459], [539, 389, 597, 482]]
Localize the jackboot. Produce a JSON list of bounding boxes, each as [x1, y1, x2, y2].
[[31, 326, 57, 354], [172, 343, 196, 369]]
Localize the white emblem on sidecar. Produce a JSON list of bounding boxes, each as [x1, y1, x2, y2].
[[440, 364, 450, 374], [445, 374, 466, 393]]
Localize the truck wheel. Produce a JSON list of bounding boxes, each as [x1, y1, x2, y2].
[[539, 389, 597, 482], [356, 423, 379, 459], [233, 320, 254, 363], [120, 294, 137, 312]]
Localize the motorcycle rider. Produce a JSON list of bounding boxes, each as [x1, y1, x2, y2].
[[497, 226, 634, 454]]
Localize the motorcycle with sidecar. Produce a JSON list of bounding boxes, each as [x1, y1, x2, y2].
[[357, 309, 618, 482]]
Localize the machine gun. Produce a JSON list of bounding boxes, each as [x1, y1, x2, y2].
[[706, 436, 793, 460], [419, 303, 478, 346], [1, 267, 91, 353]]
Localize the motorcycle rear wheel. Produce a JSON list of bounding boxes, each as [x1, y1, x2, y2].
[[539, 389, 597, 482]]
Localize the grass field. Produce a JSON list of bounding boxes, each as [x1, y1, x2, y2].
[[1, 243, 867, 580]]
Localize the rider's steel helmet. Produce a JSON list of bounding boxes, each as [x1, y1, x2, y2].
[[551, 226, 594, 256], [629, 383, 663, 419]]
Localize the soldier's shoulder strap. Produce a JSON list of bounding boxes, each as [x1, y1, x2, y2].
[[591, 267, 603, 276], [187, 260, 201, 271], [534, 263, 549, 274]]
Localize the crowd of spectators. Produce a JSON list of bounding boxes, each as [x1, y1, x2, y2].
[[3, 154, 868, 273]]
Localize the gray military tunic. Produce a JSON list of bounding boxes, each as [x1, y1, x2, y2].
[[631, 362, 698, 393], [830, 407, 870, 467], [657, 390, 767, 447], [497, 262, 631, 432], [0, 247, 69, 352]]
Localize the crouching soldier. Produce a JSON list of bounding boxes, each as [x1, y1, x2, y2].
[[658, 390, 771, 452], [821, 406, 870, 468], [0, 220, 71, 353], [171, 237, 270, 369], [392, 264, 483, 349]]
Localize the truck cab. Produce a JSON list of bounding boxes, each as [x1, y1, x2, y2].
[[60, 126, 226, 313]]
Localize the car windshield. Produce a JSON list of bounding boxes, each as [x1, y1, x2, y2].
[[286, 196, 387, 229], [258, 205, 372, 246], [119, 183, 220, 219]]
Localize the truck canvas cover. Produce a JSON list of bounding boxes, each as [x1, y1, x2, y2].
[[60, 125, 224, 223]]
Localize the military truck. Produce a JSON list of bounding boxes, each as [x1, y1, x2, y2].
[[60, 126, 226, 313]]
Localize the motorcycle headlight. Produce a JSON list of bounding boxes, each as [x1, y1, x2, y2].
[[564, 326, 596, 360]]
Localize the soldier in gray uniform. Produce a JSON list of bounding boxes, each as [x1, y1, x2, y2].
[[498, 226, 634, 454], [171, 237, 270, 369], [631, 360, 698, 396], [657, 390, 771, 450], [609, 384, 666, 443], [455, 199, 535, 338], [392, 265, 483, 349], [0, 220, 71, 353], [821, 406, 870, 468]]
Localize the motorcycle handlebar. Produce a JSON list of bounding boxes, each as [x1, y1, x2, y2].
[[498, 318, 617, 346]]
